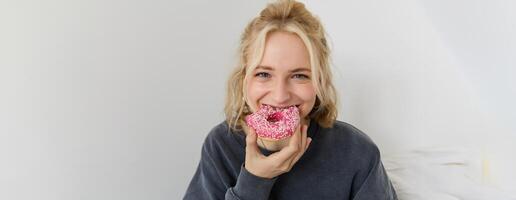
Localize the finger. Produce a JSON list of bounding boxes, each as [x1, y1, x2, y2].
[[306, 137, 312, 150], [298, 124, 305, 150], [291, 124, 307, 157], [287, 140, 312, 172], [293, 123, 306, 152], [286, 125, 308, 168], [268, 139, 299, 163], [245, 127, 260, 157], [287, 124, 302, 149], [266, 124, 304, 164]]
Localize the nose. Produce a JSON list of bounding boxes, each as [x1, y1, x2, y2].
[[271, 79, 291, 104]]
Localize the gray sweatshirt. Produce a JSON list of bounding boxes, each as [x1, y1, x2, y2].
[[183, 120, 397, 200]]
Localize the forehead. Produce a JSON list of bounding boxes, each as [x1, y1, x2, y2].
[[257, 31, 311, 71]]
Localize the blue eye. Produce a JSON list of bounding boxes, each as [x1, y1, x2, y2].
[[255, 72, 271, 78], [292, 74, 310, 79]]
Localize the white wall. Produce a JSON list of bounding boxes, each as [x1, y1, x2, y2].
[[307, 0, 516, 194], [305, 0, 516, 193], [1, 0, 514, 199]]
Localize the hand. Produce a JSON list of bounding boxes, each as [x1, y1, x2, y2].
[[244, 124, 312, 179]]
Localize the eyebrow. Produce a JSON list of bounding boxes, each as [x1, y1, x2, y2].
[[256, 65, 311, 73]]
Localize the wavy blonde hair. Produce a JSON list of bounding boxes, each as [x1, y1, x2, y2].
[[224, 0, 338, 131]]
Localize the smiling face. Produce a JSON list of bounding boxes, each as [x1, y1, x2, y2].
[[245, 31, 317, 124]]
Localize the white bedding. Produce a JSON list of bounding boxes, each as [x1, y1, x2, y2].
[[383, 148, 516, 200]]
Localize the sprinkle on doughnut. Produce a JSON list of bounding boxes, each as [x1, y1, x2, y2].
[[245, 104, 300, 140]]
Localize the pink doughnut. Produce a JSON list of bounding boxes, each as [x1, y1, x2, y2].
[[245, 104, 300, 140]]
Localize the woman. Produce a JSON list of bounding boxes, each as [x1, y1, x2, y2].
[[184, 0, 397, 199]]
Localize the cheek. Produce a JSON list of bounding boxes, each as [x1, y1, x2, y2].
[[299, 85, 316, 102], [296, 85, 317, 116], [247, 82, 263, 98], [246, 82, 268, 111]]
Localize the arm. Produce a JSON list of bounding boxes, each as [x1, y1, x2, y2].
[[351, 148, 398, 200], [184, 124, 310, 200], [226, 165, 278, 200], [183, 140, 277, 200]]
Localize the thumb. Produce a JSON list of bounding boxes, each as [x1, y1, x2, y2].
[[245, 127, 260, 156]]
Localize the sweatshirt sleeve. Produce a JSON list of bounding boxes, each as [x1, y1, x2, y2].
[[183, 133, 277, 200], [226, 165, 277, 199], [351, 147, 398, 200]]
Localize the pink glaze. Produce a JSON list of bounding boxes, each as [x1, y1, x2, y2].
[[245, 104, 300, 140]]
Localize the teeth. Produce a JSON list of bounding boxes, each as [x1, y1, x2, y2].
[[263, 104, 298, 110]]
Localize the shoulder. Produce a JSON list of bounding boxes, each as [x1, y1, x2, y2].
[[205, 121, 231, 141], [322, 121, 377, 147], [201, 121, 244, 155], [320, 120, 381, 161], [203, 121, 230, 147]]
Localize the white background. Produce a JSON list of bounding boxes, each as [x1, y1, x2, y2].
[[1, 0, 515, 199]]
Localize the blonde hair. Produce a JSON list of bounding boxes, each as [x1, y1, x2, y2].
[[224, 0, 338, 131]]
